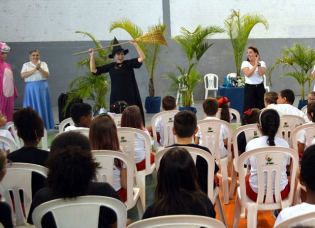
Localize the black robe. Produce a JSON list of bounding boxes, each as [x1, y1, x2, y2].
[[93, 58, 145, 123]]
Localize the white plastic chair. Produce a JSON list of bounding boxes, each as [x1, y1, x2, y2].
[[5, 121, 23, 149], [227, 73, 237, 78], [291, 123, 315, 205], [151, 110, 179, 151], [116, 127, 155, 211], [58, 117, 74, 133], [0, 135, 17, 153], [114, 114, 122, 127], [204, 74, 219, 99], [216, 108, 241, 128], [92, 150, 142, 217], [32, 196, 127, 228], [155, 146, 227, 226], [263, 74, 270, 92], [197, 119, 233, 205], [274, 211, 315, 228], [301, 105, 307, 113], [41, 128, 48, 151], [277, 114, 306, 147], [232, 146, 298, 228], [128, 215, 225, 228], [229, 124, 261, 200], [0, 163, 47, 226]]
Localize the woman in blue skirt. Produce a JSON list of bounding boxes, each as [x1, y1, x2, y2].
[[21, 50, 55, 130]]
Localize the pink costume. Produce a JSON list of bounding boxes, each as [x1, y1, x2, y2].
[[0, 42, 18, 121]]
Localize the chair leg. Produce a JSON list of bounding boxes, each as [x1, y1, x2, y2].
[[221, 160, 230, 204], [136, 197, 144, 219], [215, 192, 227, 227], [232, 194, 241, 228], [293, 183, 301, 206], [247, 203, 258, 228], [136, 173, 146, 211], [229, 166, 237, 199], [214, 91, 217, 97], [205, 90, 208, 100]]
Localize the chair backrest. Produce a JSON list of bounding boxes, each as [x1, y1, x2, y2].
[[58, 117, 74, 133], [227, 73, 237, 78], [301, 105, 307, 113], [231, 124, 261, 172], [0, 135, 17, 153], [151, 110, 179, 150], [91, 150, 136, 210], [291, 123, 315, 151], [204, 74, 218, 90], [277, 115, 306, 146], [216, 108, 241, 128], [274, 211, 315, 228], [155, 146, 215, 200], [263, 74, 270, 92], [128, 215, 225, 228], [68, 128, 90, 138], [0, 163, 48, 226], [114, 114, 122, 127], [32, 196, 127, 228], [41, 128, 48, 150], [116, 127, 153, 174], [5, 121, 23, 148], [237, 147, 298, 209], [197, 119, 232, 161]]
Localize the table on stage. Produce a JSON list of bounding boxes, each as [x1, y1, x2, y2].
[[218, 86, 244, 116]]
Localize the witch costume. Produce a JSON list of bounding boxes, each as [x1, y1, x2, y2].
[[0, 42, 18, 122], [92, 38, 145, 123]]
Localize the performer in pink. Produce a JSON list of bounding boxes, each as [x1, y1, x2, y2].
[[0, 42, 18, 122]]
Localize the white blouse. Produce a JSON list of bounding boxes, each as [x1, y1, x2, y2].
[[241, 61, 266, 85], [21, 61, 49, 82]]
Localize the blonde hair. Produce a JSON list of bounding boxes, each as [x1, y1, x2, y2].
[[308, 92, 315, 102], [264, 92, 278, 105]]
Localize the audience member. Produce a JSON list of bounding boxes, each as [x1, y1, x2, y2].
[[65, 103, 92, 131], [302, 92, 315, 121], [0, 149, 13, 228], [121, 105, 154, 171], [27, 131, 124, 227], [195, 97, 229, 158], [216, 96, 231, 123], [264, 91, 278, 107], [89, 113, 127, 202], [142, 147, 216, 219], [170, 110, 219, 194], [0, 110, 15, 154], [245, 109, 290, 201], [274, 145, 315, 226]]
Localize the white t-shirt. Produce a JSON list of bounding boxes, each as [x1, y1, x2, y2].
[[270, 104, 307, 124], [134, 130, 153, 164], [155, 116, 164, 146], [274, 202, 315, 226], [112, 162, 127, 191], [195, 116, 228, 158], [241, 61, 266, 84], [245, 136, 290, 194], [21, 61, 49, 82], [297, 122, 313, 148], [64, 126, 87, 131], [0, 129, 15, 152]]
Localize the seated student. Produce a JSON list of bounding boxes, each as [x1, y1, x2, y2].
[[27, 131, 126, 227], [0, 110, 15, 154], [274, 144, 315, 226], [297, 102, 315, 157], [121, 105, 154, 171], [65, 103, 92, 131], [147, 96, 177, 146], [170, 110, 219, 194], [302, 92, 315, 122], [143, 147, 216, 220], [110, 100, 128, 114], [215, 96, 232, 123], [237, 108, 260, 155], [245, 109, 290, 201], [264, 91, 278, 107], [0, 150, 13, 228], [195, 97, 229, 158]]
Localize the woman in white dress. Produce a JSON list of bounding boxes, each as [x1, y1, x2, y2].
[[21, 50, 54, 130]]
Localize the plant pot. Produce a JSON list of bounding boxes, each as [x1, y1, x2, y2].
[[145, 96, 161, 113], [298, 100, 308, 110], [179, 106, 197, 114]]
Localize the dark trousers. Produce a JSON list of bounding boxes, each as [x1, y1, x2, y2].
[[243, 82, 265, 112]]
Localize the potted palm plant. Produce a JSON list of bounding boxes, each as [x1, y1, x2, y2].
[[267, 43, 315, 108], [166, 25, 224, 112], [65, 31, 112, 114], [110, 19, 167, 113], [224, 10, 269, 76]]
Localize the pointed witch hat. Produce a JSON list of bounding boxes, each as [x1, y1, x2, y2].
[[108, 37, 129, 59]]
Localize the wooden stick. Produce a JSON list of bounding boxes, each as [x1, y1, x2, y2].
[[73, 41, 130, 56]]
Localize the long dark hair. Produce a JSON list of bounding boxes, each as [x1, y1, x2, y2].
[[259, 109, 280, 146], [246, 46, 259, 61], [89, 115, 122, 169], [152, 147, 208, 216], [216, 96, 230, 123]]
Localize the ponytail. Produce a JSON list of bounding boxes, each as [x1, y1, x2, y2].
[[259, 109, 280, 146], [216, 96, 230, 123]]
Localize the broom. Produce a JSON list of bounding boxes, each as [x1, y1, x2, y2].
[[73, 29, 168, 56]]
